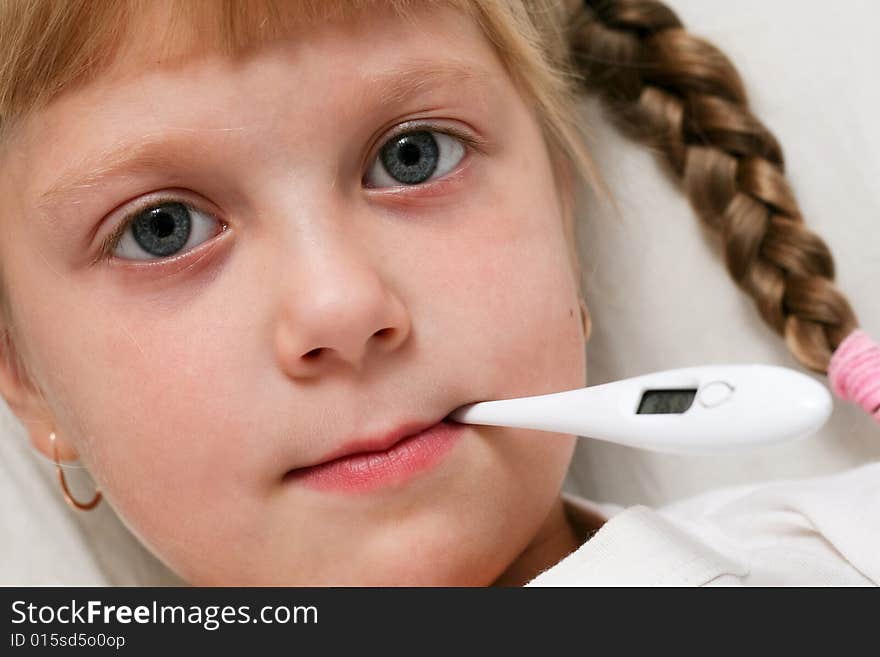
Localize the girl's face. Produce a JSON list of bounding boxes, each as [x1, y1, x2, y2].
[[0, 3, 587, 584]]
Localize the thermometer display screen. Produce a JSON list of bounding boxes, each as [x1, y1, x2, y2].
[[636, 388, 697, 414]]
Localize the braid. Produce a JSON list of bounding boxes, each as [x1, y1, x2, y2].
[[566, 0, 860, 374]]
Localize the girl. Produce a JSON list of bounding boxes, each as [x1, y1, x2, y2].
[[0, 0, 876, 586]]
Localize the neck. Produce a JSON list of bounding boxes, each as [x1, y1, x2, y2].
[[491, 495, 585, 587]]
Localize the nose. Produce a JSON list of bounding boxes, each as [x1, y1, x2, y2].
[[274, 235, 412, 378]]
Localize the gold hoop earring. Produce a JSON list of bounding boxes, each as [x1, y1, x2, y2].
[[49, 432, 102, 511]]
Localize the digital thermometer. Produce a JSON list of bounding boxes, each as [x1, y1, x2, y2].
[[447, 364, 832, 453]]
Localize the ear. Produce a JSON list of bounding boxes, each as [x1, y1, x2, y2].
[[583, 308, 592, 343], [0, 322, 79, 462], [579, 296, 592, 343]]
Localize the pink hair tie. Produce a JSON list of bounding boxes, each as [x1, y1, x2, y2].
[[827, 329, 880, 422]]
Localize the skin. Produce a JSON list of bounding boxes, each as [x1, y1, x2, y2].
[[0, 2, 594, 585]]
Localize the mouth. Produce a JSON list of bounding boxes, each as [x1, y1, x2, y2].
[[283, 412, 467, 494]]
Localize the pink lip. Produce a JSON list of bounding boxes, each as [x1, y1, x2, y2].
[[284, 418, 466, 494]]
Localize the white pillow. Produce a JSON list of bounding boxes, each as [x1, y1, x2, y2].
[[564, 0, 880, 506]]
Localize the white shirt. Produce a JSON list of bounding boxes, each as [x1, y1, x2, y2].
[[527, 462, 880, 586]]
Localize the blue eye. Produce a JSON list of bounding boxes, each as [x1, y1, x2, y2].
[[106, 200, 221, 262], [365, 129, 467, 188], [100, 127, 475, 264]]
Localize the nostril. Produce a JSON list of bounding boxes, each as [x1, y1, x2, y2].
[[302, 330, 392, 363]]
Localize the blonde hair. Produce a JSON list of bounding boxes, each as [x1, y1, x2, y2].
[[0, 0, 863, 379]]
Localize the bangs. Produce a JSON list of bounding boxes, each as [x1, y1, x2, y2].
[[0, 0, 472, 139]]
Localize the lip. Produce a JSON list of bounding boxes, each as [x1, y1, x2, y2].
[[283, 415, 466, 494]]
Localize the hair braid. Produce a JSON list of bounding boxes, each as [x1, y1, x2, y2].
[[566, 0, 860, 374]]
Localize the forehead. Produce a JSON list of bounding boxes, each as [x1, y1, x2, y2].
[[6, 1, 512, 211]]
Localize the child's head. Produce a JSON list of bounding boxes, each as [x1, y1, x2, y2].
[[0, 0, 594, 585], [0, 0, 864, 585]]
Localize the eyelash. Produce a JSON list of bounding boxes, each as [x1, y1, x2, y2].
[[95, 123, 486, 264], [92, 195, 216, 266]]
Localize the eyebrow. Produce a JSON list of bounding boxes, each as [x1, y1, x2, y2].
[[361, 57, 497, 107], [36, 58, 497, 214], [36, 135, 212, 214]]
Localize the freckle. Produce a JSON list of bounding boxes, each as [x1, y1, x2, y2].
[[569, 308, 574, 318]]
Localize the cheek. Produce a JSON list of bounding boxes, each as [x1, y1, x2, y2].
[[429, 182, 586, 399], [11, 270, 262, 562], [411, 182, 585, 528]]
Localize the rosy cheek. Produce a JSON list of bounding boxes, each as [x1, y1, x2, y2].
[[28, 302, 216, 512]]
